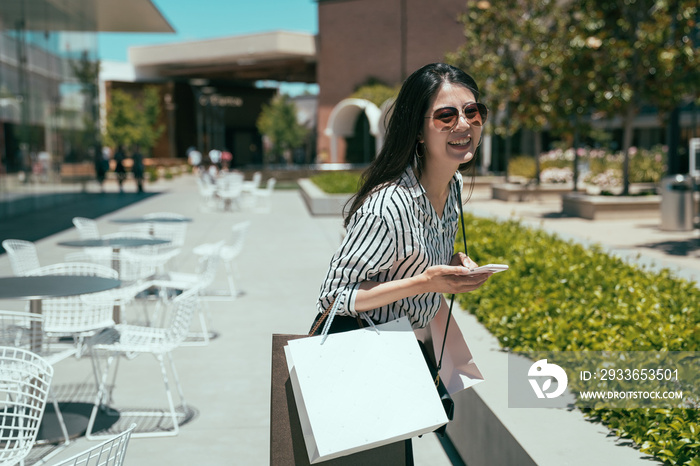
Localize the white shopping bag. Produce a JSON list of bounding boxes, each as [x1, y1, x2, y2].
[[415, 303, 485, 395], [285, 316, 449, 464]]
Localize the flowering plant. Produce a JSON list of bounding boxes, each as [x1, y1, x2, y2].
[[537, 145, 666, 188]]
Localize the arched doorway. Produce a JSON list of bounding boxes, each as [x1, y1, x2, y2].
[[325, 98, 381, 163]]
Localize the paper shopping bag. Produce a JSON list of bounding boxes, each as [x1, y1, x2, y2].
[[269, 334, 408, 466], [285, 316, 449, 464], [415, 303, 485, 396]]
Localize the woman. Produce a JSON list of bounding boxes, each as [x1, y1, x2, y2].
[[315, 62, 494, 334]]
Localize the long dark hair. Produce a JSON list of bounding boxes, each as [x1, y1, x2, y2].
[[344, 63, 481, 227]]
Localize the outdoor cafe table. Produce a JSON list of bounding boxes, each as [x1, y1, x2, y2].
[[0, 275, 121, 443], [57, 237, 170, 322], [0, 275, 121, 352]]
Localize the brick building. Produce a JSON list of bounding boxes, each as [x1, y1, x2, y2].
[[316, 0, 467, 164]]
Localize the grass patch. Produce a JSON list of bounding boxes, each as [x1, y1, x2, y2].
[[309, 171, 362, 194], [455, 214, 699, 465], [273, 180, 299, 190]]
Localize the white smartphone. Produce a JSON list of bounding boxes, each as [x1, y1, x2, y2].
[[470, 264, 509, 273]]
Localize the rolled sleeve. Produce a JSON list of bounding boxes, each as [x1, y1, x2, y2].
[[318, 211, 396, 317]]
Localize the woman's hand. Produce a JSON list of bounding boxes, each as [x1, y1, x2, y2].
[[418, 253, 491, 294], [419, 265, 491, 294], [450, 252, 478, 270], [353, 253, 492, 312]]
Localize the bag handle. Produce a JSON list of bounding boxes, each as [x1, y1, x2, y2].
[[309, 293, 377, 344], [434, 200, 468, 386], [308, 297, 336, 336]]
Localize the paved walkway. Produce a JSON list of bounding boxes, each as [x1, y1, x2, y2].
[[0, 175, 454, 465], [0, 174, 696, 465]]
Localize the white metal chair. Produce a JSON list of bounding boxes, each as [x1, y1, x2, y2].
[[150, 243, 223, 345], [142, 212, 188, 250], [192, 221, 250, 298], [241, 171, 262, 194], [240, 172, 262, 210], [0, 309, 76, 368], [0, 311, 76, 458], [26, 263, 119, 355], [253, 177, 276, 212], [2, 239, 41, 276], [72, 217, 101, 239], [50, 424, 136, 466], [0, 346, 54, 466], [196, 175, 217, 211], [86, 288, 200, 439], [214, 172, 244, 211], [98, 231, 180, 279]]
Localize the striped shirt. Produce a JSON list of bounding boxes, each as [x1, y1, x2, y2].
[[317, 165, 462, 328]]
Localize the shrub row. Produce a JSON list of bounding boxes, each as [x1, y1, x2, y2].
[[455, 214, 699, 465]]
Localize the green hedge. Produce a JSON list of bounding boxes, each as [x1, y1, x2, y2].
[[309, 171, 362, 194], [455, 214, 700, 465]]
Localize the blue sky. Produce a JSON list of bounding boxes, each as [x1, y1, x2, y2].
[[98, 0, 318, 62]]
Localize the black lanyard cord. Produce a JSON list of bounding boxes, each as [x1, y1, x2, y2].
[[435, 200, 468, 379]]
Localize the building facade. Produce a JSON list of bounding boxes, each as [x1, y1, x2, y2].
[[0, 0, 173, 177], [316, 0, 467, 164]]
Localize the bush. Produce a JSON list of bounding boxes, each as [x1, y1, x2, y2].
[[455, 214, 699, 465], [146, 166, 158, 182], [507, 155, 537, 179], [540, 146, 666, 189], [310, 171, 362, 194]]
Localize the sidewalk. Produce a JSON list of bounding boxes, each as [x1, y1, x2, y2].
[[465, 186, 700, 282], [0, 174, 696, 465], [0, 175, 453, 465]]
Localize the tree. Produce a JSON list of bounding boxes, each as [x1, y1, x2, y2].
[[449, 0, 699, 193], [257, 94, 309, 164], [448, 0, 568, 182], [70, 51, 101, 160], [350, 78, 400, 107], [103, 86, 164, 155], [569, 0, 700, 194]]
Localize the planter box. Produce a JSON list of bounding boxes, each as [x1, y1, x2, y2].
[[562, 193, 661, 220], [492, 183, 574, 202], [298, 178, 352, 216]]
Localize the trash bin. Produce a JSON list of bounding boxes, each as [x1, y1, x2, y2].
[[660, 174, 695, 231]]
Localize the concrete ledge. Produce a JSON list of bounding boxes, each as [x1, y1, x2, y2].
[[466, 175, 506, 189], [298, 178, 353, 216], [300, 175, 506, 216], [492, 183, 574, 202], [447, 308, 658, 466], [562, 193, 661, 220]]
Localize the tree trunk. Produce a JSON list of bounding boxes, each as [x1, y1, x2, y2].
[[534, 130, 542, 185], [504, 102, 511, 182], [572, 129, 579, 192], [621, 106, 637, 196]]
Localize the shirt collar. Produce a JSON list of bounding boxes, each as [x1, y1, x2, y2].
[[398, 165, 425, 199]]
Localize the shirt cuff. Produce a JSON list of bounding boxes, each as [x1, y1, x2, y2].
[[343, 282, 362, 317]]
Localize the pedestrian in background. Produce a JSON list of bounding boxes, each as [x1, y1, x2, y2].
[[114, 145, 127, 193], [94, 143, 109, 192], [132, 145, 145, 193]]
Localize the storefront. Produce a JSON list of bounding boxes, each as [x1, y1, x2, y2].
[[0, 0, 173, 176]]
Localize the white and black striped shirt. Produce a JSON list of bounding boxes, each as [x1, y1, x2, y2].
[[318, 165, 462, 328]]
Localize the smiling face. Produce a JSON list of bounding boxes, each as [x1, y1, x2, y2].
[[420, 82, 483, 173]]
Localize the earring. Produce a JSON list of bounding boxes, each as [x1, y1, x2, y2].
[[414, 141, 424, 159]]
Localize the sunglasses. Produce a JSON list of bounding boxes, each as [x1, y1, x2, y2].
[[425, 102, 488, 131]]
